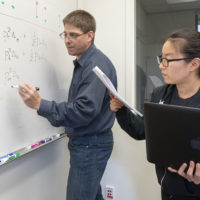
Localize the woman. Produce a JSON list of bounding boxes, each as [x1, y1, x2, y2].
[[110, 29, 200, 200]]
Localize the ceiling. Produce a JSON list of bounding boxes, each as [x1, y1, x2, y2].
[[140, 0, 200, 14]]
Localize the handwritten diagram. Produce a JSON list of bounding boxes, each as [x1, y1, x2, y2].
[[1, 25, 48, 85], [0, 0, 63, 31], [1, 0, 15, 9], [3, 27, 21, 42], [0, 0, 64, 87], [58, 14, 61, 29], [35, 1, 47, 23], [35, 1, 38, 19], [2, 27, 47, 60], [5, 48, 19, 61], [43, 6, 47, 23], [4, 67, 20, 83]]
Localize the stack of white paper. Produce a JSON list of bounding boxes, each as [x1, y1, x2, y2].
[[92, 66, 143, 117]]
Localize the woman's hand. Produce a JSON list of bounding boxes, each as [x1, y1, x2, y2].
[[168, 161, 200, 184], [109, 92, 124, 112]]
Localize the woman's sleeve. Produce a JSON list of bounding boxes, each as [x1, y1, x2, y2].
[[116, 106, 145, 140]]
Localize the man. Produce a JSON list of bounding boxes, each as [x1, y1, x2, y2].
[[18, 10, 117, 200]]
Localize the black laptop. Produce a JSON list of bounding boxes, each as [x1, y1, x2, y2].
[[144, 102, 200, 169]]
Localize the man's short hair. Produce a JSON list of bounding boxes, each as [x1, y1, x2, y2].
[[63, 10, 96, 34]]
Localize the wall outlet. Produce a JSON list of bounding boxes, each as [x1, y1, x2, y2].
[[105, 185, 115, 200]]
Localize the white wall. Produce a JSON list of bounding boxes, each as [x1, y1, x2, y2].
[[78, 0, 160, 199]]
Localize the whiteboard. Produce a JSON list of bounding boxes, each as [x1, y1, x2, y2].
[[0, 0, 74, 156]]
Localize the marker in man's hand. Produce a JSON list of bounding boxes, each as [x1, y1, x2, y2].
[[11, 85, 40, 91]]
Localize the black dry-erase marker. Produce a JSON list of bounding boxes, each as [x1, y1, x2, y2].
[[11, 85, 40, 91]]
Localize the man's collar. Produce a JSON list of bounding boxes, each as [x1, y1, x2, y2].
[[75, 44, 96, 67]]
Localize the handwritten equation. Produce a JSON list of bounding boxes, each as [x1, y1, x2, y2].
[[1, 26, 47, 84], [4, 67, 19, 83]]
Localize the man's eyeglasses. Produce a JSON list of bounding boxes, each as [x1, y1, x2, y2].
[[59, 32, 85, 40], [157, 55, 193, 68]]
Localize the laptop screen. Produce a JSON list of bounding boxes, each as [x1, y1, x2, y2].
[[144, 102, 200, 169]]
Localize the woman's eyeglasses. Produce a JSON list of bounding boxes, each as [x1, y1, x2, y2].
[[157, 55, 193, 68]]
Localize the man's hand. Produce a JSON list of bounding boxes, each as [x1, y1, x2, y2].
[[18, 84, 41, 110]]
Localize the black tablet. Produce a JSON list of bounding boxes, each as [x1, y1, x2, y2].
[[144, 102, 200, 169]]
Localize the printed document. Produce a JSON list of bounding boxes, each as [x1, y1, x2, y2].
[[92, 66, 143, 117]]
